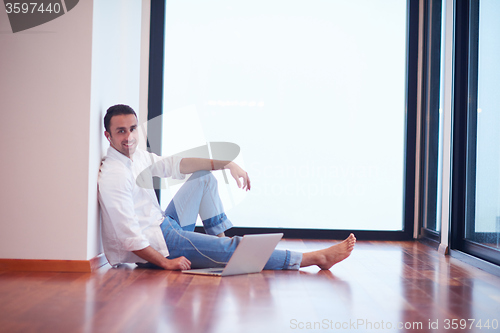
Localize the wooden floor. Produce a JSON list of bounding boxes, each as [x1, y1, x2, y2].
[[1, 240, 500, 333]]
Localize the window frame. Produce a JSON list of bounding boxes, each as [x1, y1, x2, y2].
[[419, 0, 445, 247]]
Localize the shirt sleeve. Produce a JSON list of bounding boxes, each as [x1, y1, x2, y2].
[[99, 168, 150, 252], [147, 152, 186, 180]]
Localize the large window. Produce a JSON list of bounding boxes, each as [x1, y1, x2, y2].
[[152, 0, 415, 235], [450, 0, 500, 267], [464, 0, 500, 261]]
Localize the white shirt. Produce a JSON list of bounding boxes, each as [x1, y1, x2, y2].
[[98, 147, 185, 266]]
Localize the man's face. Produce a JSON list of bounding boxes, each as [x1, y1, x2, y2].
[[105, 114, 139, 158]]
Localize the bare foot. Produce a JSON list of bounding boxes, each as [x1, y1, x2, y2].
[[301, 234, 356, 270]]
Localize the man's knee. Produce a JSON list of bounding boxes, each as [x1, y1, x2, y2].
[[189, 170, 217, 184], [192, 170, 211, 177]]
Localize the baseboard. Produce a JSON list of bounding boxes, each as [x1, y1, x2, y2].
[[0, 253, 108, 273]]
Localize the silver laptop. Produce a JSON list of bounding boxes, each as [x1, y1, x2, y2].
[[182, 233, 283, 277]]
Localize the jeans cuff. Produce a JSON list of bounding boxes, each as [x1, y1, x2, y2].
[[202, 213, 233, 235], [283, 250, 302, 270]]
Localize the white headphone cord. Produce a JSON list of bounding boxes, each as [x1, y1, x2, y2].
[[165, 216, 228, 265]]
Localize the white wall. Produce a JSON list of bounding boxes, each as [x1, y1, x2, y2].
[[0, 1, 149, 261], [88, 0, 148, 259], [0, 2, 93, 260]]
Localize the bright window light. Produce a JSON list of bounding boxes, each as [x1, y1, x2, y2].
[[161, 0, 407, 230]]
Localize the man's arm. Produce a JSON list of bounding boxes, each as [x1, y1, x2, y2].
[[179, 158, 251, 191], [133, 246, 191, 270]]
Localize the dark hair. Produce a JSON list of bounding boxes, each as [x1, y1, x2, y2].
[[104, 104, 137, 132]]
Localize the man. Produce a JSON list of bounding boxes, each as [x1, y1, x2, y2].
[[98, 104, 356, 271]]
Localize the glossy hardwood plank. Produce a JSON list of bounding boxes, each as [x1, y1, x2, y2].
[[1, 241, 500, 333]]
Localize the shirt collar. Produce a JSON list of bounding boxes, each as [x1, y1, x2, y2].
[[106, 146, 133, 167]]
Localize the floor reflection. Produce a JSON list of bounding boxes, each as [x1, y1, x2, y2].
[[2, 241, 500, 333]]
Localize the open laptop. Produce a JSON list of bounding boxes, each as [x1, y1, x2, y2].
[[182, 233, 283, 277]]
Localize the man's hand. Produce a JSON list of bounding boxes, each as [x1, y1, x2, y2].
[[226, 162, 251, 191], [163, 256, 191, 271], [133, 246, 191, 270]]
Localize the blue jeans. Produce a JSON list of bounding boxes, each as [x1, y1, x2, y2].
[[158, 171, 302, 270]]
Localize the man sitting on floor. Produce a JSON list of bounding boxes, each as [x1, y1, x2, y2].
[[98, 104, 356, 271]]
